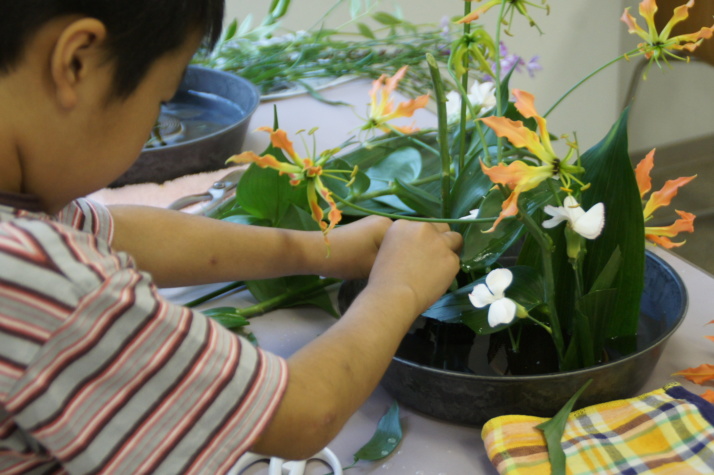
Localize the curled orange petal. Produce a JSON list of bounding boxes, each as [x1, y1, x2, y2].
[[479, 116, 547, 159], [263, 128, 300, 164], [634, 149, 655, 199], [643, 175, 697, 219], [480, 160, 551, 233], [227, 151, 302, 177], [394, 94, 430, 119]]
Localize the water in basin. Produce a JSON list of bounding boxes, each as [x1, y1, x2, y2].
[[145, 90, 246, 149]]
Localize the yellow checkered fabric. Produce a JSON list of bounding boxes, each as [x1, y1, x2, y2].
[[481, 383, 714, 474]]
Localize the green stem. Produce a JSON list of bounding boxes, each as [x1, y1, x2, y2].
[[426, 53, 452, 218], [526, 315, 553, 335], [518, 211, 565, 363], [234, 278, 342, 319], [348, 172, 443, 203], [543, 50, 638, 118], [185, 281, 246, 308], [334, 194, 498, 225], [386, 127, 441, 158], [458, 0, 472, 172]]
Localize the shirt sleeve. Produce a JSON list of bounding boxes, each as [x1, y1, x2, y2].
[[1, 209, 288, 474], [54, 198, 114, 244]]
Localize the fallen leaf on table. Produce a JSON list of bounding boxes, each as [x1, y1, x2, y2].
[[673, 364, 714, 385], [699, 390, 714, 403]]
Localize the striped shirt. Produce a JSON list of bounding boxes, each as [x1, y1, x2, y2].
[[0, 197, 288, 474]]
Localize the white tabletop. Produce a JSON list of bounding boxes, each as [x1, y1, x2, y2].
[[104, 80, 714, 474]]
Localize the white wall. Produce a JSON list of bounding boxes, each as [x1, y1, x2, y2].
[[223, 1, 630, 150]]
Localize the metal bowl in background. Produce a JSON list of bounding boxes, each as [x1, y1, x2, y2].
[[110, 66, 259, 187]]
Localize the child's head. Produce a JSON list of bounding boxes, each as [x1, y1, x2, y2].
[[0, 0, 225, 99], [0, 0, 226, 210]]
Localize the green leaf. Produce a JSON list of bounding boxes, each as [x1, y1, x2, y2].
[[202, 307, 250, 330], [588, 247, 622, 294], [357, 22, 376, 39], [223, 19, 238, 42], [235, 164, 306, 222], [363, 146, 422, 212], [372, 12, 401, 26], [276, 204, 321, 232], [448, 155, 493, 220], [393, 178, 441, 218], [353, 402, 402, 463], [536, 380, 592, 475], [247, 275, 339, 318], [460, 186, 552, 272], [579, 108, 644, 339]]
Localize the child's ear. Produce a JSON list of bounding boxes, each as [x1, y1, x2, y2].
[[50, 18, 107, 109]]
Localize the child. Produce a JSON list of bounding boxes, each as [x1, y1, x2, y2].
[[0, 1, 462, 473]]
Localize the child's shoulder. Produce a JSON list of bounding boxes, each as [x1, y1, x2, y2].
[[0, 198, 133, 297]]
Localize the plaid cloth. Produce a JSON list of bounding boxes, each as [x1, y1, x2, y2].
[[481, 383, 714, 474]]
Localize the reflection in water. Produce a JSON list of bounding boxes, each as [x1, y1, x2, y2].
[[396, 314, 664, 376]]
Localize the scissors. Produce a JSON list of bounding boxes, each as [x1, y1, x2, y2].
[[167, 168, 244, 215], [228, 447, 343, 475]]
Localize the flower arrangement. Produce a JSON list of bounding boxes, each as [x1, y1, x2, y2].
[[202, 0, 710, 375]]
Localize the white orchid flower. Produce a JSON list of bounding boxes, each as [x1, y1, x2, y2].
[[445, 81, 497, 124], [468, 268, 518, 327], [542, 196, 605, 240], [468, 81, 497, 112]]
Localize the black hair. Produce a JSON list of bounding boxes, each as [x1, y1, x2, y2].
[[0, 0, 225, 98]]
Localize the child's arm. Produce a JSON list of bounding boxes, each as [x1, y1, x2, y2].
[[251, 220, 463, 459], [108, 205, 391, 287]]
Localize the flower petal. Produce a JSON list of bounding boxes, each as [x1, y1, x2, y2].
[[542, 204, 569, 229], [572, 202, 605, 239], [488, 298, 517, 327], [643, 175, 697, 219], [634, 149, 655, 199], [485, 268, 513, 297], [469, 283, 496, 308]]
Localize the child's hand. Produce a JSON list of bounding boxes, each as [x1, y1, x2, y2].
[[317, 215, 392, 280], [367, 220, 463, 316]]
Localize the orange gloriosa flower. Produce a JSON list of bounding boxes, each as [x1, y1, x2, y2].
[[457, 0, 549, 34], [621, 0, 714, 63], [363, 66, 429, 134], [634, 149, 696, 248], [228, 127, 343, 241], [478, 89, 582, 232]]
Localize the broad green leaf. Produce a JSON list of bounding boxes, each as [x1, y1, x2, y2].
[[322, 158, 371, 199], [353, 402, 402, 462], [561, 309, 594, 371], [460, 186, 552, 272], [579, 108, 644, 339], [359, 146, 423, 212], [393, 178, 441, 218], [576, 288, 618, 366], [235, 163, 306, 222], [448, 154, 493, 221], [588, 247, 622, 294], [536, 380, 592, 475], [276, 204, 321, 232]]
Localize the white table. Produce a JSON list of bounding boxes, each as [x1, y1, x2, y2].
[[104, 80, 714, 474]]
